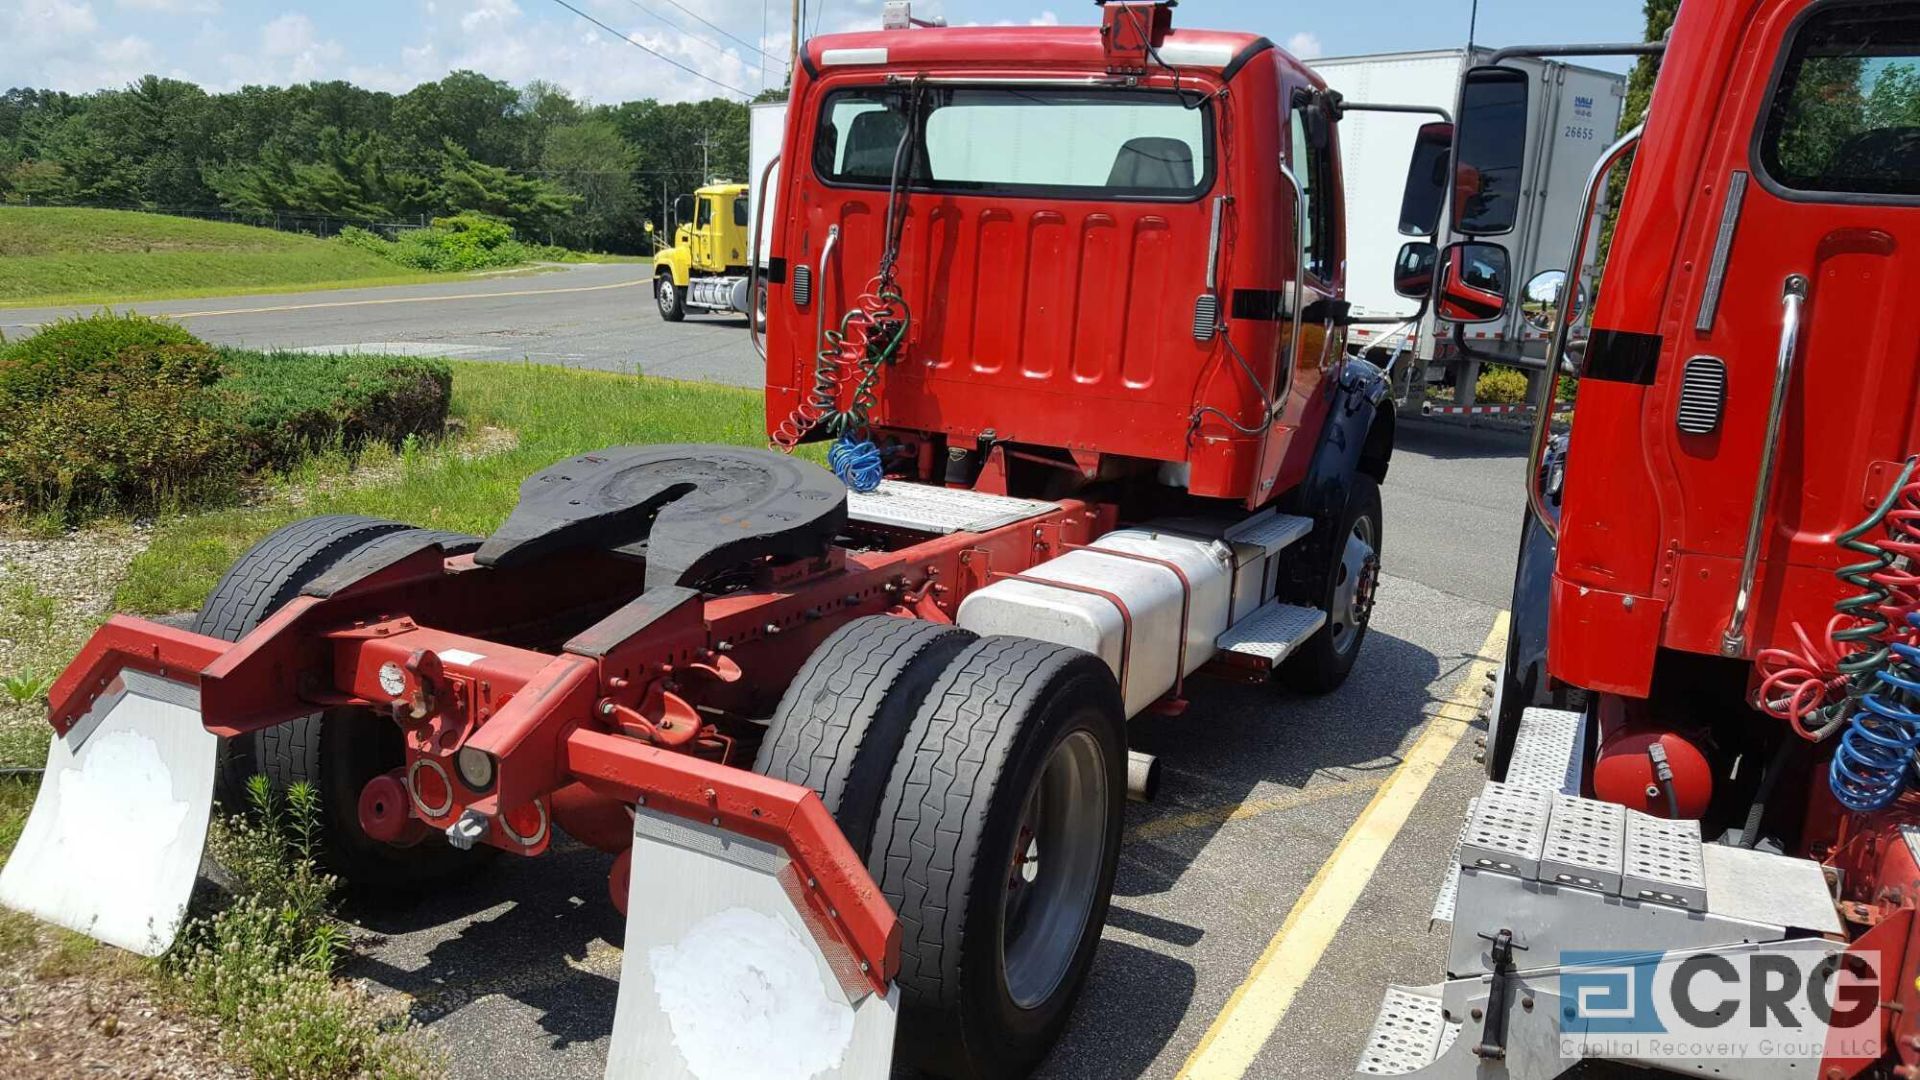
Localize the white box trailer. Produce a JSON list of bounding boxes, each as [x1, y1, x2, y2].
[[1309, 48, 1626, 404], [749, 100, 788, 270]]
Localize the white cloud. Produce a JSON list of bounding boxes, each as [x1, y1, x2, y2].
[[116, 0, 219, 13], [1285, 31, 1323, 60], [461, 0, 519, 35], [11, 0, 99, 46]]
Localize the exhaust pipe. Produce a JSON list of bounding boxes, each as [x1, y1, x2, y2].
[[1127, 750, 1161, 803]]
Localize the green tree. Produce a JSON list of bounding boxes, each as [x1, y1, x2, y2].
[[437, 141, 577, 230], [541, 119, 639, 250]]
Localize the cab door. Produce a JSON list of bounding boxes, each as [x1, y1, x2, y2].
[[1654, 0, 1920, 652], [1254, 79, 1346, 504], [692, 195, 718, 271]]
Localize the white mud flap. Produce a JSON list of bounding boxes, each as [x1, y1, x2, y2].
[[0, 670, 216, 956], [606, 806, 898, 1080]]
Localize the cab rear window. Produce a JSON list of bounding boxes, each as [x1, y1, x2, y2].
[[813, 86, 1213, 200], [1758, 1, 1920, 199]]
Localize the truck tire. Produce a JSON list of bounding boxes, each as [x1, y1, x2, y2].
[[753, 616, 976, 856], [870, 637, 1126, 1079], [656, 273, 686, 322], [193, 515, 490, 892], [1281, 474, 1383, 694]]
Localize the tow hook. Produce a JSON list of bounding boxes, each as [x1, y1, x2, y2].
[[1473, 929, 1526, 1061]]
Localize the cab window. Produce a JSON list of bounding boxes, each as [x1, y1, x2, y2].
[[1758, 1, 1920, 199], [696, 197, 714, 227], [733, 197, 749, 227], [1288, 95, 1339, 284]]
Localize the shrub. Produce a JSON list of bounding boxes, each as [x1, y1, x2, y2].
[[0, 310, 199, 401], [1475, 365, 1531, 406], [221, 351, 453, 468], [339, 213, 530, 273], [0, 342, 243, 516], [1557, 374, 1580, 404], [0, 314, 453, 519]]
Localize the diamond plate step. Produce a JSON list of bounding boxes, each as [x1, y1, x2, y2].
[[1430, 796, 1477, 924], [1460, 782, 1551, 879], [1356, 986, 1459, 1076], [1541, 793, 1626, 895], [846, 481, 1057, 535], [1624, 810, 1707, 911], [1223, 510, 1314, 557], [1214, 601, 1326, 667], [1505, 707, 1585, 795]]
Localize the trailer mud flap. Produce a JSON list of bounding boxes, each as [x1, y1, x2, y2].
[[0, 669, 216, 956], [606, 806, 898, 1080]]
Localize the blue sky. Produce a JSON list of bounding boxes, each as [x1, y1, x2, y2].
[[7, 0, 1646, 102]]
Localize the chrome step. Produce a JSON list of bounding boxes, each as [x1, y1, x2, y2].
[[1223, 510, 1315, 557], [1459, 782, 1551, 880], [1624, 810, 1707, 912], [1503, 707, 1584, 795], [1213, 601, 1326, 667], [1540, 793, 1626, 895], [845, 481, 1057, 535], [1356, 986, 1460, 1076]]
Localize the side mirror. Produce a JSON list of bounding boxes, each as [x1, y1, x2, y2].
[[1436, 241, 1511, 324], [1452, 66, 1530, 236], [1398, 122, 1452, 237], [1296, 89, 1333, 151], [1520, 269, 1585, 335], [673, 194, 696, 229], [1392, 241, 1438, 300]]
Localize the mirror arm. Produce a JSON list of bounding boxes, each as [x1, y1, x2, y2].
[[1338, 101, 1453, 125], [1450, 321, 1509, 365], [1487, 41, 1666, 65]]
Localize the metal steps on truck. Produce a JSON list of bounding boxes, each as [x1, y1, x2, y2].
[[1355, 986, 1460, 1077], [1222, 510, 1314, 557], [1213, 601, 1326, 667], [1430, 707, 1583, 924], [845, 481, 1057, 534]]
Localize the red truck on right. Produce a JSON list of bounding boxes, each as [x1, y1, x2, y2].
[[1354, 0, 1920, 1076]]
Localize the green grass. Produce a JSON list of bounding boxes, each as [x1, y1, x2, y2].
[[119, 362, 770, 614], [0, 208, 638, 309]]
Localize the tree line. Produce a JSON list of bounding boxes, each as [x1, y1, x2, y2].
[[0, 73, 782, 253]]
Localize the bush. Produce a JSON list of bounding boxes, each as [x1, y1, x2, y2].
[[221, 351, 453, 468], [340, 212, 531, 273], [0, 310, 199, 401], [0, 314, 452, 519], [0, 341, 243, 515], [1475, 365, 1531, 406]]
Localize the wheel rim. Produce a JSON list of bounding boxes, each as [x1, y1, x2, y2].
[[1329, 513, 1380, 659], [657, 279, 675, 313], [1000, 726, 1108, 1010]]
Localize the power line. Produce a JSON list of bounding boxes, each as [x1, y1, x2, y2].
[[544, 0, 752, 100], [650, 0, 784, 64], [615, 0, 779, 69]]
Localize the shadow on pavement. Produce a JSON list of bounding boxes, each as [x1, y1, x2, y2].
[[1112, 626, 1451, 903]]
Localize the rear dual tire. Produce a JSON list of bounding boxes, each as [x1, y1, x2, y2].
[[194, 514, 490, 893], [757, 624, 1126, 1079]]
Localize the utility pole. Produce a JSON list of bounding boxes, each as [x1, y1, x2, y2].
[[791, 0, 802, 83], [698, 134, 718, 183]]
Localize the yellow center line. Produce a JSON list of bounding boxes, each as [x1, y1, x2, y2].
[[161, 277, 649, 320], [1175, 610, 1510, 1080]]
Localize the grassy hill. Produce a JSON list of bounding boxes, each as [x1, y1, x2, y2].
[[0, 207, 456, 307]]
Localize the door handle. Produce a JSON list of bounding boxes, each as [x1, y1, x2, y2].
[[1722, 274, 1808, 656], [814, 225, 841, 358]]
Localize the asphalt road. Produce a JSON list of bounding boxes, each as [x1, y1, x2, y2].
[[336, 420, 1532, 1080], [0, 263, 767, 386], [6, 273, 1536, 1078]]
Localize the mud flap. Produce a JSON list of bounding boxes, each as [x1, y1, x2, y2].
[[0, 670, 216, 956], [605, 806, 898, 1080]]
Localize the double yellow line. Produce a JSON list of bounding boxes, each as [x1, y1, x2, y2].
[[1176, 611, 1510, 1080]]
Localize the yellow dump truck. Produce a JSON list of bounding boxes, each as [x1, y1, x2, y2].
[[652, 181, 759, 323]]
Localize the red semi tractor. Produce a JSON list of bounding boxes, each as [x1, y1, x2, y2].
[[1349, 1, 1920, 1077], [0, 4, 1460, 1078]]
